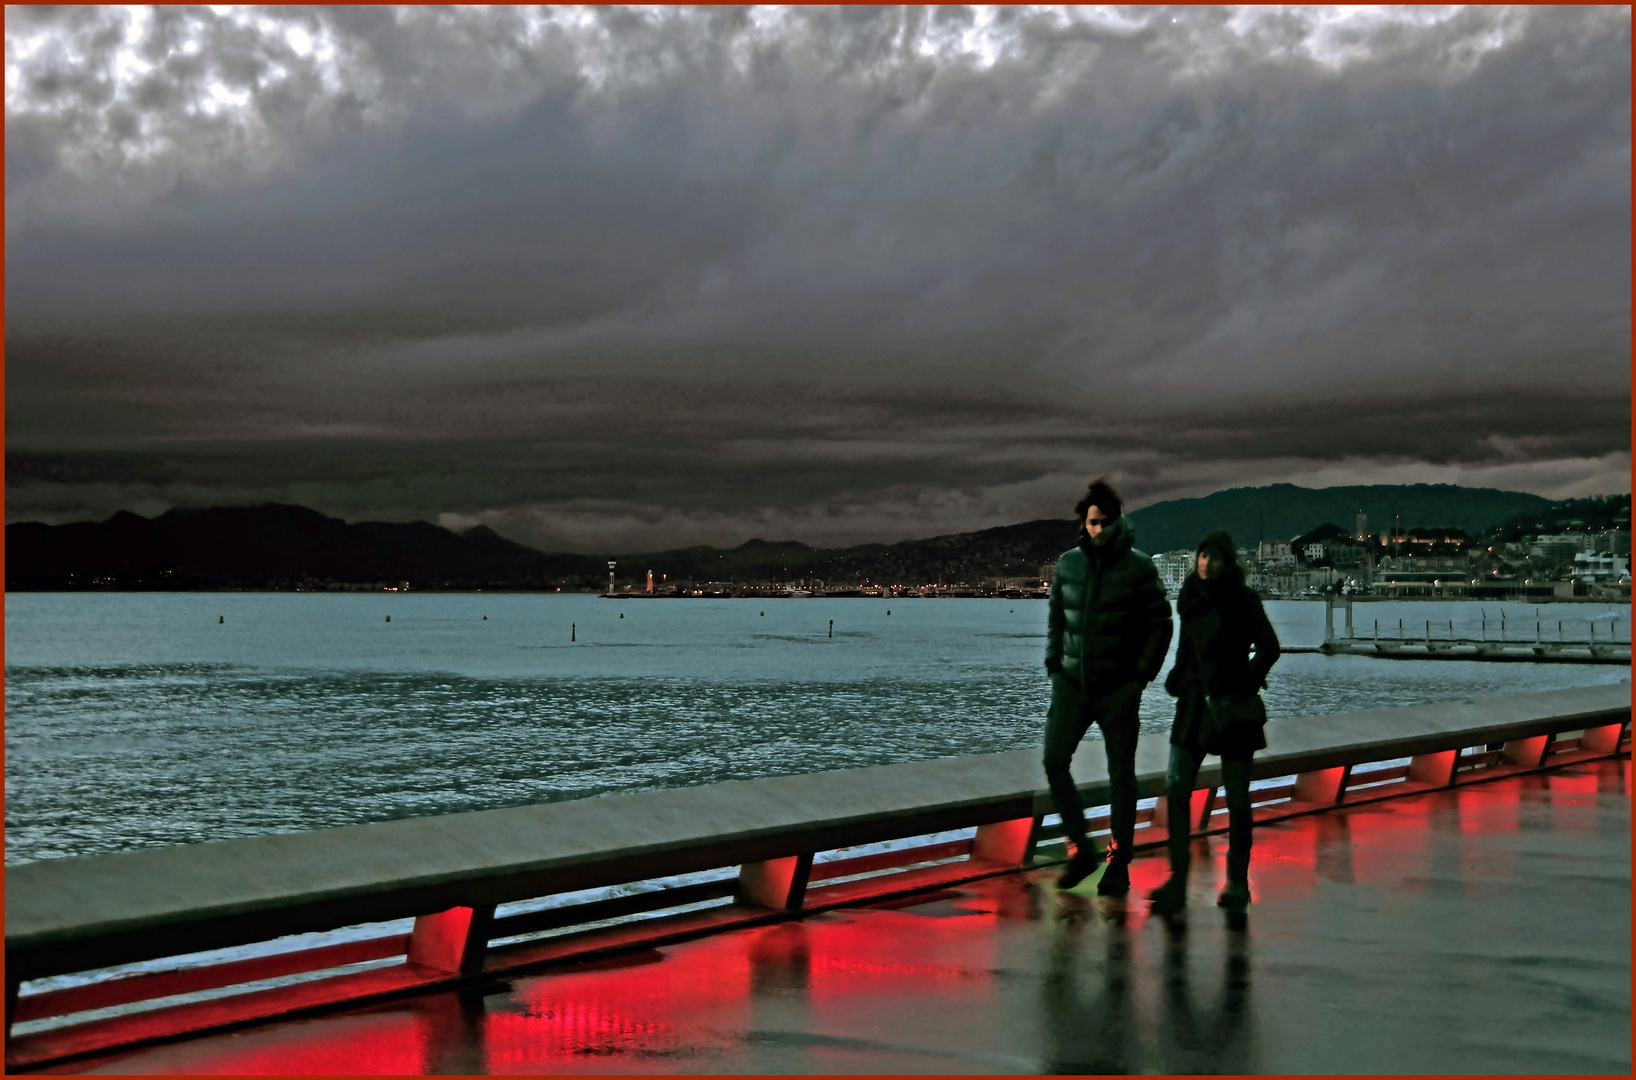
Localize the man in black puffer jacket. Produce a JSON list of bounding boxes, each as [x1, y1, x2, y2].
[[1045, 477, 1173, 895]]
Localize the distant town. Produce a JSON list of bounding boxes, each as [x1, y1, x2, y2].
[[1159, 515, 1630, 602], [7, 488, 1628, 602], [603, 510, 1632, 603]]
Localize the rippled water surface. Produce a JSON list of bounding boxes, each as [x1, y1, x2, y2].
[[6, 592, 1626, 863]]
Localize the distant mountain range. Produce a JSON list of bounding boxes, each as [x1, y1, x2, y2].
[[2, 484, 1568, 591], [4, 505, 591, 592]]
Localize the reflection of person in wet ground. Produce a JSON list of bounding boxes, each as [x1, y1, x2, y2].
[[1039, 900, 1140, 1073], [1039, 895, 1253, 1074], [1157, 926, 1255, 1075]]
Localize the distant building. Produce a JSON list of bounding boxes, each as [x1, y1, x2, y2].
[[1530, 534, 1596, 562], [1292, 522, 1379, 572], [1595, 529, 1631, 556], [1255, 567, 1300, 596], [1293, 567, 1342, 594], [1328, 545, 1368, 570], [1257, 539, 1293, 565], [1573, 552, 1629, 583], [1402, 528, 1469, 554], [1153, 550, 1194, 592], [1370, 568, 1468, 598], [1379, 554, 1465, 574], [983, 575, 1046, 593]]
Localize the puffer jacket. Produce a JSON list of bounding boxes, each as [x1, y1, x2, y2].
[[1044, 515, 1173, 693]]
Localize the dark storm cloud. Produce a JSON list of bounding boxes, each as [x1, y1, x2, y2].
[[5, 6, 1629, 550]]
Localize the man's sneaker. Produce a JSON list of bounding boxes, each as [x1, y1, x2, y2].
[[1056, 847, 1102, 890], [1097, 858, 1130, 897], [1217, 881, 1251, 914], [1147, 876, 1187, 916]]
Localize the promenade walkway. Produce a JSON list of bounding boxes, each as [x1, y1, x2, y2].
[[43, 756, 1629, 1075]]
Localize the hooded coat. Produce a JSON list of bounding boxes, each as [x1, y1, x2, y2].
[[1164, 531, 1281, 757], [1045, 515, 1173, 695]]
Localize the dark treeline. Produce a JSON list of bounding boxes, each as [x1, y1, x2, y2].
[[1484, 494, 1631, 543]]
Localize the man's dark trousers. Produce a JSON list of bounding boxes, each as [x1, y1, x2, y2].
[[1043, 674, 1143, 861]]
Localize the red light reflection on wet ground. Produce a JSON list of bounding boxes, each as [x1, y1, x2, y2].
[[1329, 791, 1438, 900], [482, 947, 752, 1072], [482, 901, 1010, 1072], [50, 758, 1631, 1075], [41, 1010, 437, 1076], [1545, 769, 1607, 836]]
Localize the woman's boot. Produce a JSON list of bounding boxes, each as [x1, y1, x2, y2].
[[1217, 841, 1251, 913]]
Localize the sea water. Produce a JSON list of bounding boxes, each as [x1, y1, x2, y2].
[[5, 592, 1628, 864]]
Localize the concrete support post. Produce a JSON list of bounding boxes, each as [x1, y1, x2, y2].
[[1581, 722, 1627, 754], [1196, 785, 1218, 829], [1501, 734, 1549, 769], [1408, 749, 1458, 787], [737, 853, 813, 911], [972, 816, 1039, 866], [408, 904, 495, 976], [1293, 766, 1349, 805]]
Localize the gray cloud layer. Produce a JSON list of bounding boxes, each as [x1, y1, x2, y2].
[[6, 6, 1629, 551]]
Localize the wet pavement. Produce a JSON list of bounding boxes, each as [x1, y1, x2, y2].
[[47, 758, 1631, 1074]]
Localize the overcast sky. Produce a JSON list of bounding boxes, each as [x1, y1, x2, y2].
[[6, 5, 1629, 552]]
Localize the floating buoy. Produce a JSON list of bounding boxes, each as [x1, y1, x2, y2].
[[760, 611, 765, 616], [218, 615, 224, 624], [619, 612, 624, 619], [385, 615, 391, 622], [482, 615, 487, 620], [886, 610, 891, 616], [828, 619, 833, 638], [571, 623, 576, 641]]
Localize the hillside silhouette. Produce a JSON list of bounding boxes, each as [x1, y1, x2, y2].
[[1126, 483, 1553, 552], [4, 484, 1568, 591]]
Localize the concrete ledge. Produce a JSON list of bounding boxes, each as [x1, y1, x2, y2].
[[1254, 682, 1629, 779]]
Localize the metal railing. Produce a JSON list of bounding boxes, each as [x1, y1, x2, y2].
[[1338, 615, 1628, 645], [5, 682, 1628, 1071]]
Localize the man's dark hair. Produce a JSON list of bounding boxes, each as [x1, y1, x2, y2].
[[1075, 477, 1123, 522]]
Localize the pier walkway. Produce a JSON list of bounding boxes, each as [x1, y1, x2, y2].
[[7, 684, 1629, 1074], [34, 757, 1632, 1074], [1318, 605, 1629, 664]]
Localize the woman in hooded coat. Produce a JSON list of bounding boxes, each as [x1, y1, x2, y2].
[[1149, 530, 1280, 916]]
